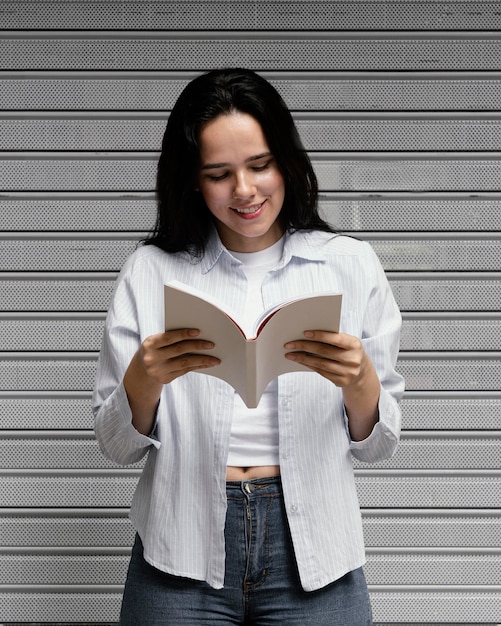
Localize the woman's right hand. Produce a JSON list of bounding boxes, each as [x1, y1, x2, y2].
[[124, 329, 219, 434], [135, 328, 220, 385]]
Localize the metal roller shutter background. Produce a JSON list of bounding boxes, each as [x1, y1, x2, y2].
[[0, 1, 500, 624]]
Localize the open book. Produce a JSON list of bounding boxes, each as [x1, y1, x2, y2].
[[164, 280, 342, 408]]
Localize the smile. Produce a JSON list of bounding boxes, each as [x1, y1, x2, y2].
[[231, 201, 265, 215]]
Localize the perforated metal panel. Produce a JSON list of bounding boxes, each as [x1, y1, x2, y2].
[[2, 354, 500, 392], [5, 115, 501, 151], [4, 74, 501, 111], [3, 314, 501, 352], [2, 274, 499, 311], [2, 192, 500, 232], [0, 393, 94, 429], [4, 155, 501, 191], [1, 470, 498, 509], [2, 430, 498, 471], [398, 353, 501, 391], [400, 392, 501, 430], [0, 510, 134, 547], [1, 1, 500, 623], [2, 1, 501, 31], [362, 509, 501, 548], [0, 194, 157, 231], [321, 196, 501, 231], [0, 235, 139, 271], [2, 34, 501, 71], [3, 234, 499, 271]]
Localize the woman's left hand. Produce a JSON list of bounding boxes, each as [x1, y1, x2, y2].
[[284, 330, 367, 388], [285, 331, 381, 440]]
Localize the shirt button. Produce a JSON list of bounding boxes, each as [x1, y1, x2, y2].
[[281, 397, 290, 407], [290, 504, 298, 513], [282, 452, 290, 460]]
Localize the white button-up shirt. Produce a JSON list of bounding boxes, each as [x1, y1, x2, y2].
[[93, 228, 404, 591]]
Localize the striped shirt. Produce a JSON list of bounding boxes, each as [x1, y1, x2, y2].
[[93, 228, 404, 592]]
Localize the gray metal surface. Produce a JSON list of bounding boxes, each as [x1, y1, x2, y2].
[[2, 313, 501, 351], [2, 192, 500, 231], [4, 73, 501, 111], [2, 33, 501, 71], [5, 114, 501, 151], [4, 154, 501, 191], [2, 233, 499, 271], [2, 1, 501, 31], [1, 1, 500, 623], [2, 274, 499, 311]]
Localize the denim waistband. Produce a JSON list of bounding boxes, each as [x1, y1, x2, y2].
[[226, 474, 282, 495]]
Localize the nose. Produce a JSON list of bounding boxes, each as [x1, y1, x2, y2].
[[233, 171, 256, 199]]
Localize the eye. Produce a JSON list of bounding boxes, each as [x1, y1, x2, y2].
[[206, 172, 229, 182], [251, 160, 272, 172]]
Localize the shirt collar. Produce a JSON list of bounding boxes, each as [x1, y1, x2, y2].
[[199, 227, 331, 274]]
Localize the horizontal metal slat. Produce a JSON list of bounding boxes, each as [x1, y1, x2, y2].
[[322, 195, 501, 231], [0, 471, 141, 508], [3, 72, 501, 111], [1, 550, 499, 586], [2, 192, 501, 231], [355, 470, 501, 509], [1, 273, 499, 312], [0, 274, 116, 311], [0, 552, 129, 586], [1, 352, 499, 392], [1, 508, 497, 548], [0, 510, 134, 548], [397, 352, 501, 391], [3, 313, 501, 352], [2, 391, 500, 431], [399, 314, 501, 351], [1, 431, 499, 471], [0, 234, 139, 271], [5, 115, 501, 151], [0, 589, 122, 624], [2, 1, 501, 31], [3, 154, 501, 191], [362, 509, 501, 548], [2, 33, 501, 71], [0, 587, 498, 624], [0, 470, 498, 508], [3, 233, 500, 271], [400, 391, 501, 430], [312, 155, 501, 191], [369, 587, 501, 623], [387, 273, 501, 312]]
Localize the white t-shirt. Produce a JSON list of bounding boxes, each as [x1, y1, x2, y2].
[[226, 236, 285, 467]]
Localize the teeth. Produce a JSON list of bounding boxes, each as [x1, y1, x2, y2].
[[233, 204, 261, 214]]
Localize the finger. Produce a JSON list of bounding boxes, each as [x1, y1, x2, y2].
[[164, 337, 216, 357], [303, 330, 358, 348], [161, 328, 202, 346], [167, 353, 221, 376]]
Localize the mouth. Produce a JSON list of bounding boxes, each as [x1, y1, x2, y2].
[[230, 201, 265, 216]]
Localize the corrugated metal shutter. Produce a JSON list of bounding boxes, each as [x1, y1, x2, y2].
[[1, 1, 500, 623]]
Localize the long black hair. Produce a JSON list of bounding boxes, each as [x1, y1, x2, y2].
[[145, 68, 334, 254]]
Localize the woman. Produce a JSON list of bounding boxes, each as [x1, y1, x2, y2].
[[93, 68, 404, 625]]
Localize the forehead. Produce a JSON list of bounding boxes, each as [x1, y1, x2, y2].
[[198, 112, 269, 158]]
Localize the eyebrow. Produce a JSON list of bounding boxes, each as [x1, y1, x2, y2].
[[200, 152, 273, 170]]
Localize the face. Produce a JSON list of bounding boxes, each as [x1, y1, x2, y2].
[[197, 112, 286, 252]]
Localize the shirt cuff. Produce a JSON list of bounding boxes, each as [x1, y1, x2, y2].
[[347, 389, 401, 463], [95, 382, 161, 465]]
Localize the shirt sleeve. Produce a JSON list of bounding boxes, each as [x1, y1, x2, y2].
[[348, 245, 405, 463], [92, 258, 161, 465]]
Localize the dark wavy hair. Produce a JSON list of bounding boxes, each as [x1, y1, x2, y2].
[[145, 68, 334, 254]]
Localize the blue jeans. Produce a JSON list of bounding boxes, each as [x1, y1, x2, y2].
[[120, 476, 373, 625]]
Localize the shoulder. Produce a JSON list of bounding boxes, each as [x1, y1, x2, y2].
[[118, 244, 193, 280], [293, 230, 375, 259]]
